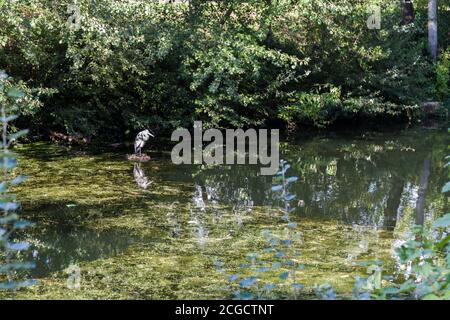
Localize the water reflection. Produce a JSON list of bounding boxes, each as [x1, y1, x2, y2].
[[176, 128, 448, 232], [17, 127, 449, 283], [26, 227, 137, 277], [189, 184, 209, 248], [133, 162, 153, 189]]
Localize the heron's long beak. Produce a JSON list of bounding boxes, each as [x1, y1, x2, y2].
[[149, 133, 155, 138]]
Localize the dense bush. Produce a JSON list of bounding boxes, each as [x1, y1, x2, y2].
[[0, 0, 447, 140], [436, 49, 450, 104]]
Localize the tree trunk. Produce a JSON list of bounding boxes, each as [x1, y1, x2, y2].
[[383, 177, 405, 231], [428, 0, 438, 60]]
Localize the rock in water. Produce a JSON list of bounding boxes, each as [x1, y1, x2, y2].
[[127, 154, 151, 162]]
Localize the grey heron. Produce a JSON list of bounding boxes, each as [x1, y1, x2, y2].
[[134, 129, 154, 155]]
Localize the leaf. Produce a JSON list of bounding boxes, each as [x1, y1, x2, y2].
[[271, 185, 283, 192], [1, 115, 18, 122], [8, 129, 29, 141], [0, 262, 35, 272], [246, 253, 257, 261], [236, 292, 254, 300], [0, 157, 17, 169], [239, 277, 257, 288], [263, 283, 276, 291], [13, 220, 33, 229], [6, 242, 30, 251], [286, 176, 298, 183], [434, 235, 450, 250], [0, 70, 6, 81], [228, 274, 239, 282], [287, 222, 297, 229], [0, 213, 18, 224], [381, 287, 399, 295], [279, 271, 289, 280], [272, 262, 281, 269], [0, 279, 37, 289], [398, 280, 416, 293], [10, 175, 27, 185], [292, 283, 304, 290], [442, 182, 450, 193], [0, 202, 19, 211], [6, 88, 24, 99], [285, 194, 296, 201], [432, 214, 450, 229]]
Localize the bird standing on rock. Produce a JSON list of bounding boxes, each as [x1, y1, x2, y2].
[[134, 129, 154, 156]]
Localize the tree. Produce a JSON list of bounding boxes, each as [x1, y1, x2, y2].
[[428, 0, 438, 59]]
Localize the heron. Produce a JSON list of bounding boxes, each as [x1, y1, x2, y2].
[[134, 129, 154, 156]]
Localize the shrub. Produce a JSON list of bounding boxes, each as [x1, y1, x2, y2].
[[0, 71, 35, 290]]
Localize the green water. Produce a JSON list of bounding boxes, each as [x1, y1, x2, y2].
[[5, 127, 449, 299]]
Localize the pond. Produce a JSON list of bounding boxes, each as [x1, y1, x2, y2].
[[4, 126, 449, 299]]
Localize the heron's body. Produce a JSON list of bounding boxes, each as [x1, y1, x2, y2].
[[134, 129, 154, 155]]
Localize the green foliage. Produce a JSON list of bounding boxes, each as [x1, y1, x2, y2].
[[0, 0, 442, 139], [279, 86, 342, 128], [366, 219, 450, 300], [436, 49, 450, 103], [0, 70, 35, 290]]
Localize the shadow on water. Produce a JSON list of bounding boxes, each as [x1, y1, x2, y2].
[[12, 127, 450, 285], [26, 226, 138, 278]]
